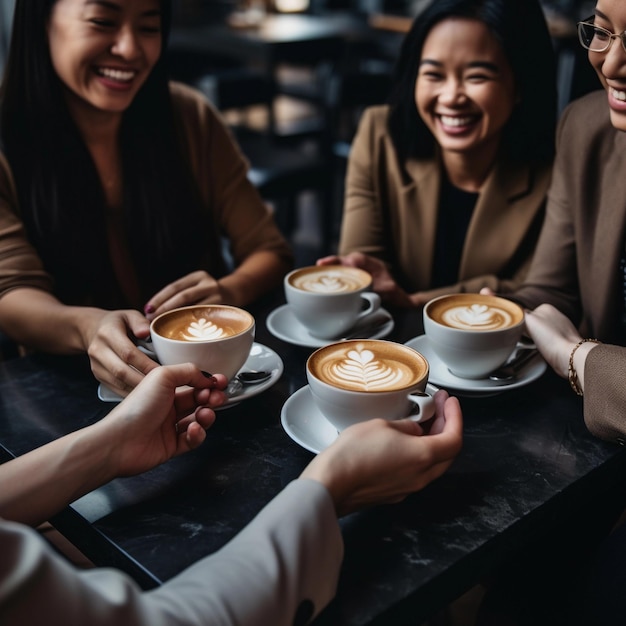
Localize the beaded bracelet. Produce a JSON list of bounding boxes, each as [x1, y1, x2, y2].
[[568, 338, 600, 396]]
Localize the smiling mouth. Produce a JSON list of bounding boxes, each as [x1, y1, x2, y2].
[[96, 67, 137, 83], [610, 87, 626, 102], [438, 114, 477, 128]]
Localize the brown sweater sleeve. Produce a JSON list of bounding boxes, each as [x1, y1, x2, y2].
[[0, 152, 54, 300]]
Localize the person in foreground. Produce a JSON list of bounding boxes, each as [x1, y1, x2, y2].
[[0, 364, 463, 625], [0, 0, 292, 397], [318, 0, 556, 308]]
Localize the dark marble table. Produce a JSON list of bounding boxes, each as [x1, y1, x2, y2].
[[1, 296, 625, 625]]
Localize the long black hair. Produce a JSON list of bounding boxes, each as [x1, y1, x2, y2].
[[0, 0, 226, 306], [387, 0, 557, 166]]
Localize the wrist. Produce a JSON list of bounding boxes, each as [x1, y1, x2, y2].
[[300, 452, 353, 516], [568, 338, 601, 396], [215, 277, 239, 306], [72, 306, 106, 351]]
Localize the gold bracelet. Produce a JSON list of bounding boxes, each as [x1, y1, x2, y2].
[[568, 338, 600, 396]]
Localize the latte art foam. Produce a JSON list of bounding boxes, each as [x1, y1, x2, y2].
[[153, 305, 253, 342], [181, 318, 227, 341], [321, 346, 416, 392], [442, 303, 515, 330], [294, 272, 363, 293]]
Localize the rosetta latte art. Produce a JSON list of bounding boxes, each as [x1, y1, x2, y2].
[[296, 273, 362, 293], [442, 303, 515, 330], [327, 347, 413, 391], [181, 318, 227, 341]]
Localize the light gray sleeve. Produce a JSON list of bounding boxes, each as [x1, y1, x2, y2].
[[0, 479, 343, 626]]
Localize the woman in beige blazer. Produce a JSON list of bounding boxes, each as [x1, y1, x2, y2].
[[512, 2, 626, 445], [319, 0, 556, 308]]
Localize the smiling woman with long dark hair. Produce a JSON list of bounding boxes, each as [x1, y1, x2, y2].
[[0, 0, 292, 395], [318, 0, 557, 308]]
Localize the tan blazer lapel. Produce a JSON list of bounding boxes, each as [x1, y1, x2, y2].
[[460, 160, 540, 279], [588, 136, 626, 338], [403, 158, 441, 287]]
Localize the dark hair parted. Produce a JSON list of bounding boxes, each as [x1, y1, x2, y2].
[[387, 0, 557, 165], [0, 0, 226, 306]]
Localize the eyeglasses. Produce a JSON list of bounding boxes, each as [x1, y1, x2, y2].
[[577, 17, 626, 53]]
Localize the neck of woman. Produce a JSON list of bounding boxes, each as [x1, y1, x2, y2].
[[441, 143, 499, 193]]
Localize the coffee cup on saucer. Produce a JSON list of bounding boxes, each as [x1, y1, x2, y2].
[[423, 294, 524, 380], [306, 339, 435, 432], [150, 304, 255, 380], [284, 265, 381, 340]]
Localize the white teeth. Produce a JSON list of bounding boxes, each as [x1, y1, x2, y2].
[[439, 115, 474, 127], [611, 87, 626, 102], [98, 67, 135, 82]]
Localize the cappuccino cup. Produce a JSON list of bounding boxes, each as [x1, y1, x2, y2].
[[285, 265, 381, 339], [150, 304, 255, 380], [306, 339, 435, 432], [423, 294, 524, 379]]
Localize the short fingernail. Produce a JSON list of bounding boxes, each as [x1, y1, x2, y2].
[[201, 371, 216, 382], [144, 303, 155, 315]]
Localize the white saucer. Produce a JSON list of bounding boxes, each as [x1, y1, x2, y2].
[[266, 304, 394, 348], [281, 385, 338, 453], [405, 335, 547, 397], [97, 342, 284, 409], [281, 382, 441, 454]]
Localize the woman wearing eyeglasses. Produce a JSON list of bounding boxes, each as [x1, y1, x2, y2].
[[317, 0, 557, 308], [511, 0, 626, 444], [474, 2, 626, 623]]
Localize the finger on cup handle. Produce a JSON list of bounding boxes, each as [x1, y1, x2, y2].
[[407, 391, 436, 422]]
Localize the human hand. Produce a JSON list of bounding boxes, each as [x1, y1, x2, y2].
[[523, 303, 583, 379], [301, 390, 463, 517], [83, 308, 159, 396], [317, 252, 412, 307], [144, 270, 222, 321], [92, 364, 228, 478]]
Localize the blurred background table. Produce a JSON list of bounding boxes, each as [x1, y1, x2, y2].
[[1, 293, 625, 625]]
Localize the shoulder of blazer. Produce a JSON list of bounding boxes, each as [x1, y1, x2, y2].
[[489, 157, 552, 205]]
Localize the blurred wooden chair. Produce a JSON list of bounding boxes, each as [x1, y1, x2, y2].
[[0, 0, 15, 79], [321, 66, 393, 240], [196, 68, 334, 247]]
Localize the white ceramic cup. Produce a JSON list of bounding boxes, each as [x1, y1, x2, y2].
[[285, 265, 381, 339], [306, 339, 435, 432], [423, 293, 524, 379], [149, 304, 255, 381]]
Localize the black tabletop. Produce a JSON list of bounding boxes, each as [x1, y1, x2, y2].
[[1, 295, 625, 625]]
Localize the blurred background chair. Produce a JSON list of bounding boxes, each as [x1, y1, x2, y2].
[[0, 0, 15, 80], [195, 69, 334, 253], [320, 66, 394, 243]]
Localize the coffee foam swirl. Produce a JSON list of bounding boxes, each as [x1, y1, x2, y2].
[[295, 273, 362, 293], [324, 347, 414, 392], [442, 304, 515, 330], [181, 318, 227, 341]]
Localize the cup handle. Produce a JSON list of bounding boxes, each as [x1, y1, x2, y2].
[[135, 336, 157, 358], [406, 391, 436, 423], [357, 292, 382, 320]]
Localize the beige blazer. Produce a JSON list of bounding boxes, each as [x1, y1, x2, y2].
[[339, 106, 552, 301], [514, 90, 626, 443]]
